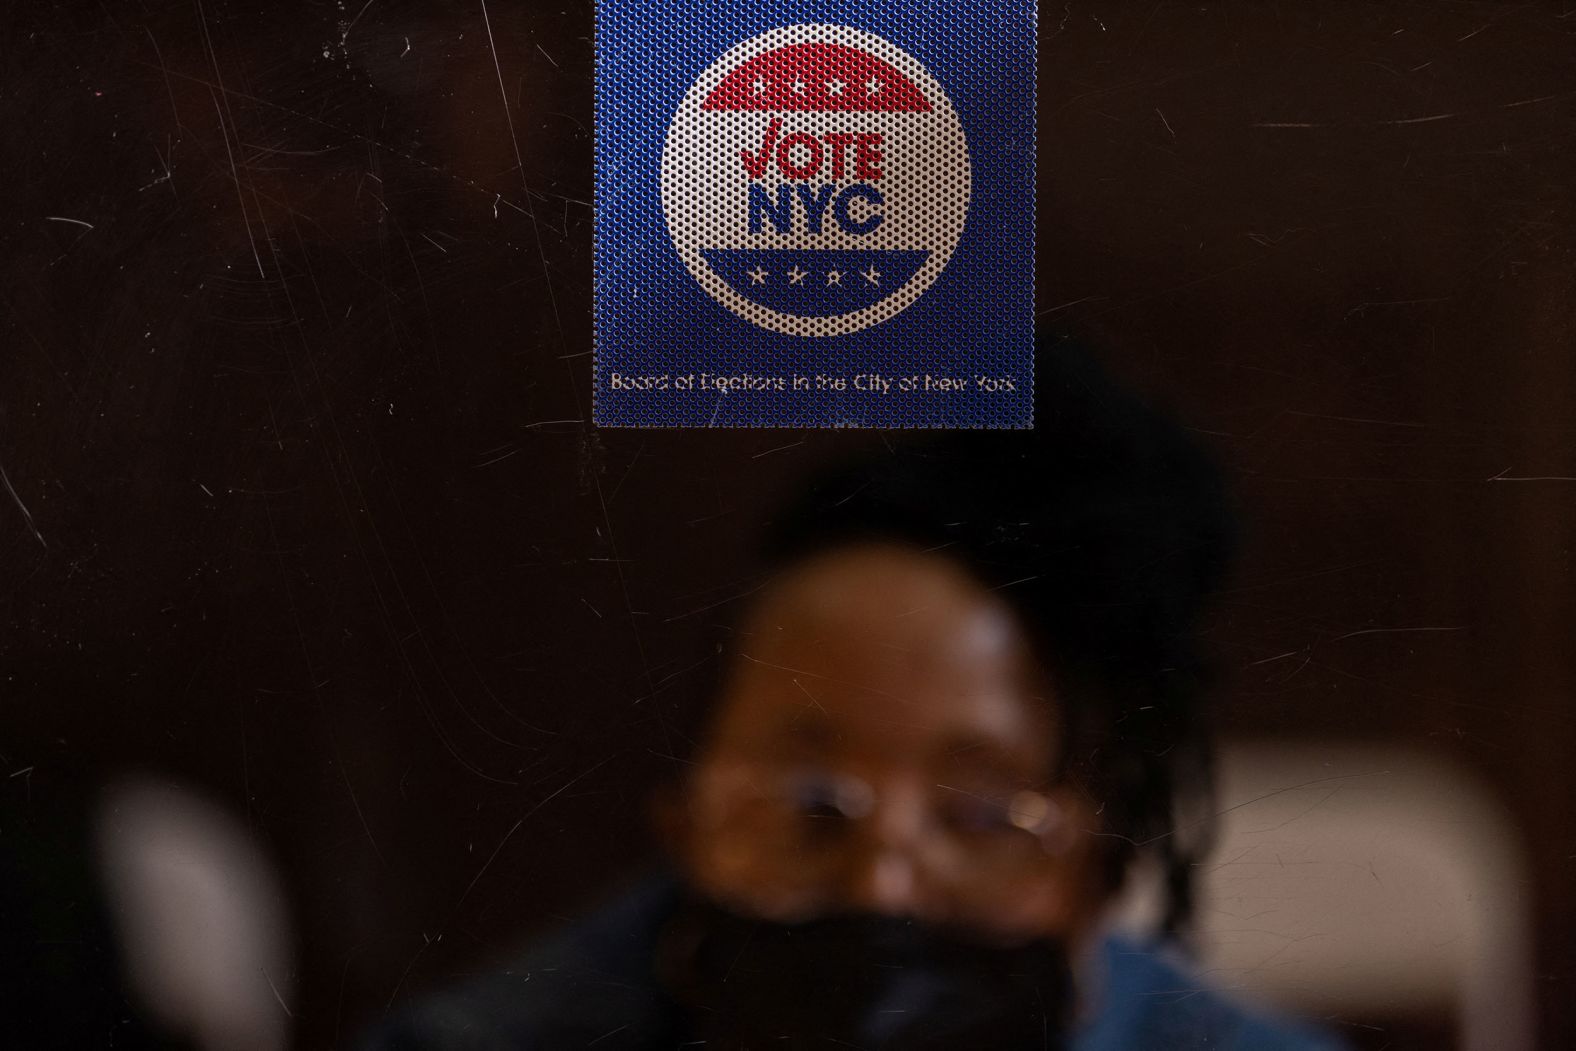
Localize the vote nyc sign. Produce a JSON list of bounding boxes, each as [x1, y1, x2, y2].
[[596, 2, 1034, 427]]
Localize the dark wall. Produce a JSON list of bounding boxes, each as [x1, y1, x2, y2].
[[3, 2, 1573, 1048]]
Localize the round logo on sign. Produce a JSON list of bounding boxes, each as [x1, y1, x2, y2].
[[661, 25, 971, 337]]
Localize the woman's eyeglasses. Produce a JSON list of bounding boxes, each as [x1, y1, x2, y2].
[[692, 760, 1080, 917]]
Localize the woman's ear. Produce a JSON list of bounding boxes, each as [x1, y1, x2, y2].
[[977, 784, 1110, 945], [1046, 784, 1114, 949], [1044, 784, 1101, 858]]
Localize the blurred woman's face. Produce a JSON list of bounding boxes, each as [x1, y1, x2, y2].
[[674, 543, 1107, 945]]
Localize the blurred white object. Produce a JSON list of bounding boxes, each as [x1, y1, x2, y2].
[[1112, 739, 1535, 1051], [95, 778, 294, 1051]]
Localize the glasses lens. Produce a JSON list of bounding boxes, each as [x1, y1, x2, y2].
[[703, 764, 1065, 899]]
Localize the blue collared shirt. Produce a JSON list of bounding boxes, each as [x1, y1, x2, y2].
[[1073, 933, 1346, 1051]]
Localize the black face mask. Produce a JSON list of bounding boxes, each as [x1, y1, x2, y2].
[[656, 895, 1072, 1050]]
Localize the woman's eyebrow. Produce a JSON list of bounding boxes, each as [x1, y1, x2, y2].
[[940, 732, 1027, 765], [939, 732, 1047, 780]]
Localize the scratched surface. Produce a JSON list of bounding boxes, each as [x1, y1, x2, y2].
[[2, 2, 1574, 1049]]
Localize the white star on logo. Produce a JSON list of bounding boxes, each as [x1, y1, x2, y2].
[[865, 77, 881, 96], [792, 78, 807, 95], [826, 270, 843, 286], [863, 267, 880, 285], [748, 267, 768, 285], [827, 79, 846, 96], [752, 78, 767, 96], [787, 266, 807, 285]]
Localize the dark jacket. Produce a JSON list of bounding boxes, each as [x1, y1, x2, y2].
[[361, 874, 1345, 1051]]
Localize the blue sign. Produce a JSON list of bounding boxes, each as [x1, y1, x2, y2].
[[595, 2, 1035, 427]]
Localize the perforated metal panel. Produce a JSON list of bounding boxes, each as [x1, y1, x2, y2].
[[595, 2, 1036, 428]]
